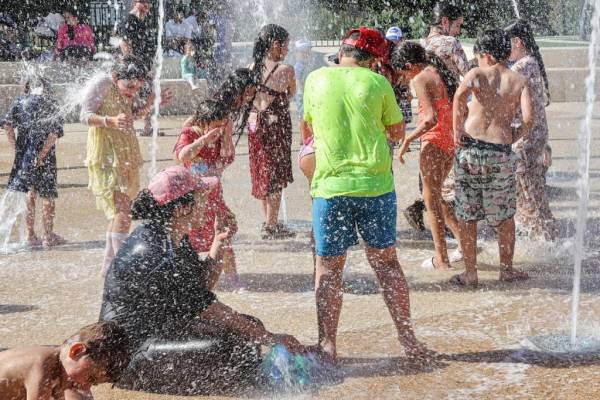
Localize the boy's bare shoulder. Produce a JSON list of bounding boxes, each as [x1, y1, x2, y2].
[[0, 346, 58, 379]]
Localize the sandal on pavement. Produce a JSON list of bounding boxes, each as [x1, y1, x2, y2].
[[449, 273, 478, 288], [42, 234, 67, 249]]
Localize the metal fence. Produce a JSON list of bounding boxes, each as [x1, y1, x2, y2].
[[89, 1, 124, 47]]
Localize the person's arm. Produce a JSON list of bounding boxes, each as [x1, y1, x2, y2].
[[55, 24, 67, 53], [220, 120, 235, 163], [36, 133, 59, 165], [132, 89, 173, 118], [385, 123, 405, 143], [5, 123, 15, 150], [83, 25, 96, 54], [380, 77, 405, 144], [300, 119, 313, 143], [79, 77, 134, 131], [514, 82, 535, 142], [397, 76, 436, 164], [120, 39, 132, 56], [286, 66, 297, 98], [453, 40, 470, 77], [453, 70, 475, 146], [177, 127, 223, 164]]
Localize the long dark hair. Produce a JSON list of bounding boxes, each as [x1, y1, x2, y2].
[[391, 41, 458, 98], [430, 2, 463, 27], [251, 24, 289, 77], [130, 190, 195, 226], [214, 68, 259, 114], [504, 18, 550, 103], [213, 68, 261, 145]]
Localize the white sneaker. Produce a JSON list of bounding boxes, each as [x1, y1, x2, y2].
[[448, 248, 464, 263]]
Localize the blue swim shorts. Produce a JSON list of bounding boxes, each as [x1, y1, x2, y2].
[[312, 191, 397, 257]]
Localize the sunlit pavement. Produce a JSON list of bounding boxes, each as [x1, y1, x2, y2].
[[1, 102, 600, 399]]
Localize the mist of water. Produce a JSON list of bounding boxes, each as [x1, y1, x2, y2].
[[511, 0, 521, 18], [570, 0, 599, 346], [0, 191, 28, 254], [149, 0, 166, 178]]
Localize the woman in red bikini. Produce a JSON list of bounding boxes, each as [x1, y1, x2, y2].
[[247, 24, 296, 239], [391, 41, 463, 271]]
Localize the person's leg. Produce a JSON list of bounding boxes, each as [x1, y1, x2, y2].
[[26, 188, 37, 244], [109, 191, 132, 256], [312, 195, 357, 360], [265, 190, 282, 228], [456, 220, 478, 285], [439, 157, 463, 251], [420, 145, 452, 269], [41, 196, 55, 237], [365, 246, 429, 358], [315, 253, 346, 360], [497, 217, 528, 281]]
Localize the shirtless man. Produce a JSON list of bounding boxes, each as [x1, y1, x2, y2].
[[0, 322, 130, 400], [451, 29, 534, 287]]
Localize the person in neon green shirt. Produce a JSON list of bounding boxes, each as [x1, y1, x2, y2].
[[304, 64, 402, 198], [301, 27, 432, 363]]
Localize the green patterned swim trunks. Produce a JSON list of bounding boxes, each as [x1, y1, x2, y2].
[[454, 137, 517, 227]]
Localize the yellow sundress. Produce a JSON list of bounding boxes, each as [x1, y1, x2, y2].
[[85, 84, 144, 219]]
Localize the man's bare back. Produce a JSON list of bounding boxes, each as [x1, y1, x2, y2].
[[454, 63, 533, 145]]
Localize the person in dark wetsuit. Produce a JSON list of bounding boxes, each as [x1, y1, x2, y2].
[[247, 24, 296, 240], [99, 166, 305, 364]]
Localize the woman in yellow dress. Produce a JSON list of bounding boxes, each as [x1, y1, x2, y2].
[[80, 56, 167, 276]]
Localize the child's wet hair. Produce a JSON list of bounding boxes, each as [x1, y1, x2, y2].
[[64, 321, 131, 383], [251, 24, 289, 75], [23, 76, 54, 96], [112, 55, 148, 81], [192, 99, 230, 124], [214, 68, 259, 111], [430, 1, 463, 26], [391, 41, 459, 97], [504, 18, 550, 103], [474, 29, 512, 62]]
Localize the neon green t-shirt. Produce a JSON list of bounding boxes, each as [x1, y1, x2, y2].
[[304, 66, 403, 199]]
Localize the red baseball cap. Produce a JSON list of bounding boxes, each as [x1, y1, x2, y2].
[[342, 27, 388, 59], [148, 165, 219, 206]]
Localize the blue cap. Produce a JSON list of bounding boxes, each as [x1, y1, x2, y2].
[[386, 27, 403, 41], [295, 39, 312, 51]]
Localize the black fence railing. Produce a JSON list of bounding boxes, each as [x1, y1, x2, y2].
[[89, 1, 124, 47]]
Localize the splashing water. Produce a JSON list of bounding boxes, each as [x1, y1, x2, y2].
[[511, 0, 521, 18], [262, 345, 336, 393], [149, 0, 166, 178], [0, 191, 28, 254], [570, 0, 600, 347]]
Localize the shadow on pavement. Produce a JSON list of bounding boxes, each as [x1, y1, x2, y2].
[[440, 348, 600, 368], [0, 304, 37, 315]]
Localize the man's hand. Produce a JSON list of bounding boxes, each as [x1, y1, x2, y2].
[[397, 139, 411, 164], [454, 130, 469, 148], [271, 334, 307, 354]]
